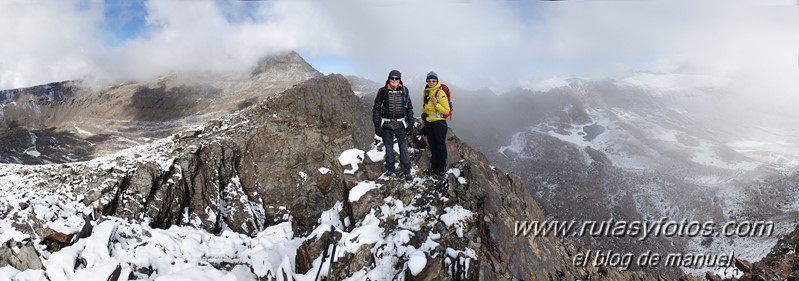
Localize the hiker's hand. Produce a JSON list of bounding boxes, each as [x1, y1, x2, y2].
[[374, 126, 381, 137], [431, 96, 438, 106]]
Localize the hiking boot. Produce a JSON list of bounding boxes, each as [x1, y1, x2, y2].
[[404, 174, 413, 182], [382, 170, 398, 178], [431, 171, 447, 181]]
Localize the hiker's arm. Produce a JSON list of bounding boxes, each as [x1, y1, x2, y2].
[[372, 90, 384, 132], [435, 91, 450, 114], [405, 89, 414, 129]]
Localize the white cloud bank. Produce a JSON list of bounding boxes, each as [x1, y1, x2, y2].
[[1, 0, 797, 104]]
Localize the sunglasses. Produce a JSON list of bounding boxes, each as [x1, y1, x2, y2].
[[389, 76, 400, 81], [426, 79, 437, 83]]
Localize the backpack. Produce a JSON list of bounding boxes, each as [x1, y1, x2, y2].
[[437, 84, 453, 119]]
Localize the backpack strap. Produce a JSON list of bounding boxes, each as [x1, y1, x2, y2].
[[431, 87, 442, 106], [403, 86, 410, 108]]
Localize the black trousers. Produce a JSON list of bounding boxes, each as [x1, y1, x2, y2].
[[424, 120, 448, 174]]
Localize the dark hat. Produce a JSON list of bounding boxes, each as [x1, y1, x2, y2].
[[426, 71, 438, 80], [388, 70, 401, 79]]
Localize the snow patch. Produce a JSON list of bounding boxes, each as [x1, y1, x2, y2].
[[348, 181, 380, 202], [155, 158, 174, 172], [439, 206, 473, 238], [407, 250, 427, 276], [338, 149, 365, 174], [366, 142, 385, 162], [712, 266, 744, 280], [498, 131, 532, 158], [24, 132, 40, 157], [73, 124, 93, 136]]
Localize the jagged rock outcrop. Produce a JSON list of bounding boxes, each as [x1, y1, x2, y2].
[[0, 240, 44, 270], [81, 74, 373, 235], [724, 225, 799, 281]]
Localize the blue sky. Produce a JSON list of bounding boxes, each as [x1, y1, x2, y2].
[[101, 0, 148, 47], [0, 0, 797, 97]]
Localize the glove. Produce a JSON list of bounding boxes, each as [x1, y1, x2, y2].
[[421, 113, 428, 123], [374, 125, 381, 137]]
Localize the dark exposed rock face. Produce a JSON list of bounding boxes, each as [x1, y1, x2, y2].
[[82, 74, 373, 235], [728, 224, 799, 281]]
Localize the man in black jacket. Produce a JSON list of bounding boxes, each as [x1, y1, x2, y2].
[[372, 70, 414, 182]]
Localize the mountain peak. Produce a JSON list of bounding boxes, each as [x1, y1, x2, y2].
[[250, 50, 322, 78]]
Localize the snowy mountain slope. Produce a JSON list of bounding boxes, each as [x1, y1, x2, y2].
[[501, 103, 763, 185], [443, 73, 799, 277], [0, 51, 321, 165]]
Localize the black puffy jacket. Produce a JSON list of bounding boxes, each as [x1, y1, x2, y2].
[[372, 83, 413, 130]]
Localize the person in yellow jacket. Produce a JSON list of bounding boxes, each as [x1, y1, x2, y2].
[[421, 71, 450, 178]]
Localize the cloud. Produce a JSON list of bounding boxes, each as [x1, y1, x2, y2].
[[0, 1, 105, 88], [1, 0, 797, 107]]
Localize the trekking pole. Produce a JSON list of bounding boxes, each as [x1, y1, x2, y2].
[[314, 225, 337, 281], [327, 227, 339, 280], [313, 237, 329, 281]]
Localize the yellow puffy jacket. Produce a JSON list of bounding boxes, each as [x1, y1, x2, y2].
[[422, 82, 450, 122]]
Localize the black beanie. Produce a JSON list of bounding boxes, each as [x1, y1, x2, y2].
[[388, 70, 401, 79]]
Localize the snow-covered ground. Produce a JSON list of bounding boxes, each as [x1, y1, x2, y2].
[[532, 74, 793, 171], [726, 127, 799, 174], [499, 103, 765, 177], [0, 133, 474, 281]]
